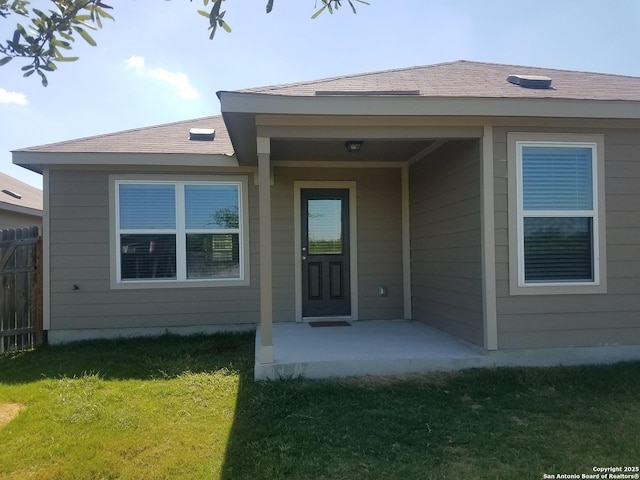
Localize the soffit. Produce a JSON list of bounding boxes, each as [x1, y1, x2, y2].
[[271, 139, 437, 163]]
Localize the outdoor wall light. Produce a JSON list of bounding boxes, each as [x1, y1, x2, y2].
[[345, 140, 363, 153]]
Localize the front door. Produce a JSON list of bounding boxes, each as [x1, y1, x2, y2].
[[301, 189, 351, 317]]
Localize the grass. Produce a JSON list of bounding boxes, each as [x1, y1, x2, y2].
[[0, 333, 639, 479]]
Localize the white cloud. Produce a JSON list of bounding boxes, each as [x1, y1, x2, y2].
[[125, 55, 145, 70], [125, 55, 199, 100], [0, 88, 27, 106], [147, 68, 199, 100]]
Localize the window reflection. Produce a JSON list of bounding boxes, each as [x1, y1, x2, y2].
[[308, 199, 342, 255]]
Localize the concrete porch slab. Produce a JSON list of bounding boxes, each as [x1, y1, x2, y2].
[[254, 320, 640, 380], [255, 320, 486, 380]]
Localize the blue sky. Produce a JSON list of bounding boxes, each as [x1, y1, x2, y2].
[[1, 0, 639, 190]]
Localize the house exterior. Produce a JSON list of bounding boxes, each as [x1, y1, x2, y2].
[[0, 172, 43, 230], [12, 60, 640, 366]]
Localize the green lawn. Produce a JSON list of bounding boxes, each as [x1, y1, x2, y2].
[[1, 333, 639, 480]]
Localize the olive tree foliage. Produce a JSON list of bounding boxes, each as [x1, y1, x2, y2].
[[0, 0, 368, 86]]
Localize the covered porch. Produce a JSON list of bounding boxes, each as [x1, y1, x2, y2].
[[218, 93, 500, 371], [247, 121, 499, 369], [254, 128, 499, 375]]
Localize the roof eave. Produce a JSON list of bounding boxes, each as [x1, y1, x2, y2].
[[218, 91, 640, 119], [12, 151, 240, 174]]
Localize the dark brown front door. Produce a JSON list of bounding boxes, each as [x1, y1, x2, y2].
[[301, 189, 350, 317]]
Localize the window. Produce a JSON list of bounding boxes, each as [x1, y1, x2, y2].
[[508, 133, 606, 295], [113, 177, 248, 287]]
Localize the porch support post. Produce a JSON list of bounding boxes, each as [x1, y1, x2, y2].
[[401, 164, 412, 320], [481, 125, 498, 350], [257, 136, 274, 363]]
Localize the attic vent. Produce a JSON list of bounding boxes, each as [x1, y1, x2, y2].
[[315, 90, 420, 96], [507, 74, 552, 89], [2, 189, 22, 199], [189, 128, 215, 141]]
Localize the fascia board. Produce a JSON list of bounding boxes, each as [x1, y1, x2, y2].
[[218, 91, 640, 120], [12, 152, 239, 172]]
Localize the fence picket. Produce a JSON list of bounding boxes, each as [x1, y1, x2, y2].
[[0, 227, 43, 352]]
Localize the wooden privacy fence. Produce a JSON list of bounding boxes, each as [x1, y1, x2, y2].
[[0, 227, 43, 353]]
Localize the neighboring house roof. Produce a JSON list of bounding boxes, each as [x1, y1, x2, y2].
[[15, 115, 233, 156], [0, 172, 43, 216], [238, 60, 640, 101]]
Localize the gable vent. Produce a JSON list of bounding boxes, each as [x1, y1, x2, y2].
[[507, 74, 552, 89], [2, 189, 22, 199], [189, 128, 215, 141]]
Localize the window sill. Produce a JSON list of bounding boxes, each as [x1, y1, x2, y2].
[[110, 277, 250, 290], [509, 281, 607, 296]]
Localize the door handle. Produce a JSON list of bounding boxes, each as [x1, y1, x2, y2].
[[302, 246, 307, 261]]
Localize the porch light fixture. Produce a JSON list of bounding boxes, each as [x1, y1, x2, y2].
[[345, 141, 363, 153]]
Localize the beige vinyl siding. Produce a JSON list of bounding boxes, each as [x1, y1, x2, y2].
[[48, 168, 260, 332], [494, 126, 640, 348], [409, 140, 483, 346], [272, 167, 404, 321], [270, 172, 296, 321]]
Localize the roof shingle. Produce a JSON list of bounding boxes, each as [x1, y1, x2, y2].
[[17, 115, 232, 155], [240, 60, 640, 101], [16, 61, 640, 156]]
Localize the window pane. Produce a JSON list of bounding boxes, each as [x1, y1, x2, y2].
[[524, 217, 593, 282], [185, 185, 239, 230], [522, 146, 593, 210], [308, 199, 342, 254], [120, 234, 176, 280], [186, 233, 240, 279], [119, 184, 176, 230]]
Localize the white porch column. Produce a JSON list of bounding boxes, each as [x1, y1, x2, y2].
[[257, 137, 274, 363], [481, 125, 498, 350]]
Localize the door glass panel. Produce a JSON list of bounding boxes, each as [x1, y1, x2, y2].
[[308, 199, 342, 254]]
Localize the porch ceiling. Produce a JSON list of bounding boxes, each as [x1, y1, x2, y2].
[[221, 110, 483, 165], [270, 139, 436, 163]]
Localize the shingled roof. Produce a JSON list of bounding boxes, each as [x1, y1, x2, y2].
[[15, 61, 640, 157], [240, 60, 640, 101], [16, 115, 233, 155]]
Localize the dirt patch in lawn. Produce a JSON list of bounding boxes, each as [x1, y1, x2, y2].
[[0, 403, 25, 428]]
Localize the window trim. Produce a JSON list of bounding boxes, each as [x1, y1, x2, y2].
[[110, 174, 250, 289], [507, 133, 607, 295]]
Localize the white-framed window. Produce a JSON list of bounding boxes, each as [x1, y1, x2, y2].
[[111, 176, 249, 288], [508, 133, 606, 295]]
